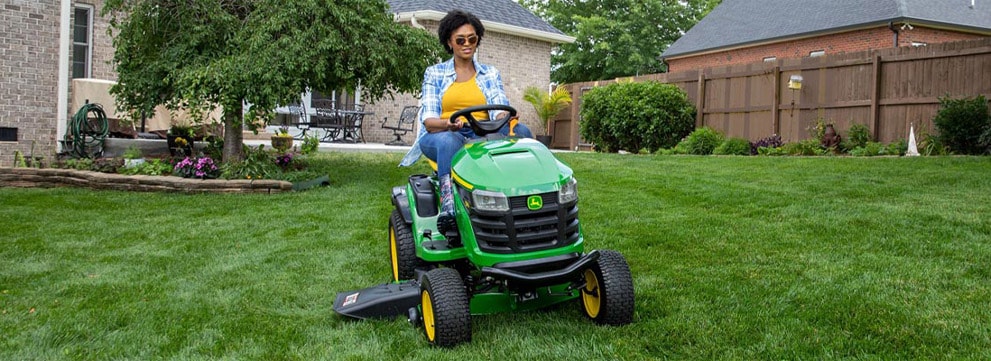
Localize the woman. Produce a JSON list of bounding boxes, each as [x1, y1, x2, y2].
[[400, 9, 532, 228]]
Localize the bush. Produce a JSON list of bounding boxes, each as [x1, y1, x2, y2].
[[933, 95, 991, 155], [713, 137, 752, 156], [850, 142, 884, 157], [580, 81, 695, 153], [676, 127, 725, 155], [842, 123, 871, 152], [750, 134, 783, 155], [884, 139, 907, 156], [781, 139, 826, 156]]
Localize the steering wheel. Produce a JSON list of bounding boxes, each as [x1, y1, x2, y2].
[[449, 104, 517, 137]]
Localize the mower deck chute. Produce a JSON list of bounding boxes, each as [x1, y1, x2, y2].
[[333, 281, 421, 320]]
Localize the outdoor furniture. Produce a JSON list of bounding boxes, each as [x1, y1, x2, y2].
[[381, 105, 419, 145], [285, 103, 312, 140], [304, 101, 370, 143]]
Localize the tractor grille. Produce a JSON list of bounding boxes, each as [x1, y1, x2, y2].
[[468, 192, 580, 254]]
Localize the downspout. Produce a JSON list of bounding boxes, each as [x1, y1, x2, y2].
[[410, 15, 425, 30], [57, 0, 72, 152], [888, 21, 899, 47]]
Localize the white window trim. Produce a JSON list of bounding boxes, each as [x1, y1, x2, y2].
[[763, 56, 777, 62], [72, 3, 94, 78], [911, 41, 928, 47], [809, 50, 826, 57]]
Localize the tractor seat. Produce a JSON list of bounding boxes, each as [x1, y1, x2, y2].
[[425, 158, 438, 172]]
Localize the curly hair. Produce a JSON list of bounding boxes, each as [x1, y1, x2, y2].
[[438, 10, 485, 54]]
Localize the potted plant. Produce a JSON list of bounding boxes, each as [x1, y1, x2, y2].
[[167, 121, 195, 157], [271, 125, 293, 152], [122, 144, 145, 168], [523, 85, 572, 147]]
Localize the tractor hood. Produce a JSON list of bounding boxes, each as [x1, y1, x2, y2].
[[451, 138, 573, 196]]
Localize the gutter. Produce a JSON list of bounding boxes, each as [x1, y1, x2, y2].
[[57, 0, 71, 152], [888, 21, 899, 47], [394, 10, 576, 44]]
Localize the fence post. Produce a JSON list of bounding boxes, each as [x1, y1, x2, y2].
[[870, 54, 882, 141], [773, 66, 781, 135], [696, 72, 706, 128]]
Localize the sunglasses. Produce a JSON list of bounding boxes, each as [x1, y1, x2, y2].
[[454, 34, 479, 46]]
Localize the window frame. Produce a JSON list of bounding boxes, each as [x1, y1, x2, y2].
[[72, 4, 94, 79]]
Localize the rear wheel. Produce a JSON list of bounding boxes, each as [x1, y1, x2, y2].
[[420, 268, 471, 347], [581, 250, 635, 325], [389, 210, 420, 281]]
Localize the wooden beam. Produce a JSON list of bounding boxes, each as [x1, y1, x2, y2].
[[772, 66, 781, 135], [696, 72, 706, 128], [870, 54, 882, 140]]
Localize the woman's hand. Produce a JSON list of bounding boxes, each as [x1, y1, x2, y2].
[[424, 117, 463, 133]]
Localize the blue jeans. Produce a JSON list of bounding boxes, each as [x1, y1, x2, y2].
[[419, 122, 532, 177]]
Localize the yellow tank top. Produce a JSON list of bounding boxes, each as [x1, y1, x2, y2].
[[441, 75, 489, 123]]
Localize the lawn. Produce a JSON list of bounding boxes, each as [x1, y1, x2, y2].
[[2, 153, 990, 360]]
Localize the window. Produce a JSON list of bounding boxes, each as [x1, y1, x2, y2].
[[763, 56, 777, 62], [809, 50, 826, 57], [72, 5, 93, 79], [912, 41, 928, 47]]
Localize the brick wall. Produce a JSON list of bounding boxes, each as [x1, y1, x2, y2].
[[363, 21, 554, 144], [0, 0, 61, 166], [0, 0, 116, 166], [666, 26, 986, 72]]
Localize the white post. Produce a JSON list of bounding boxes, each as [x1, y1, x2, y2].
[[57, 0, 72, 152], [906, 123, 920, 156]]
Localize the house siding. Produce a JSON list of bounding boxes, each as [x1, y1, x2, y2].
[[0, 0, 115, 165], [666, 26, 985, 73]]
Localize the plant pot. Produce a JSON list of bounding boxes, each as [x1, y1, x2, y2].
[[124, 158, 146, 169], [271, 136, 294, 152], [536, 135, 552, 147], [167, 135, 194, 157]]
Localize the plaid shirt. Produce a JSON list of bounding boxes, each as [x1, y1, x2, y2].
[[399, 58, 510, 166]]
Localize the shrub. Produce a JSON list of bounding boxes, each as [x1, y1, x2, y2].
[[750, 134, 783, 155], [850, 142, 884, 157], [713, 137, 752, 156], [580, 81, 695, 153], [676, 127, 725, 155], [842, 123, 871, 152], [884, 139, 907, 156], [933, 95, 991, 155], [781, 139, 826, 156]]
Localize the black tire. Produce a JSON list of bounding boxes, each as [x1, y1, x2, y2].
[[580, 250, 635, 325], [389, 210, 421, 281], [420, 268, 471, 347]]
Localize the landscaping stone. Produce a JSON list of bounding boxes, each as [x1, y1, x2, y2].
[[0, 167, 293, 194]]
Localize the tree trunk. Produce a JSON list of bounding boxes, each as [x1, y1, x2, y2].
[[222, 103, 245, 163]]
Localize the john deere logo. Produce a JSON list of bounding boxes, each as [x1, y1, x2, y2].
[[527, 195, 543, 211]]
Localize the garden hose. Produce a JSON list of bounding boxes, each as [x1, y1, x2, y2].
[[65, 103, 109, 158]]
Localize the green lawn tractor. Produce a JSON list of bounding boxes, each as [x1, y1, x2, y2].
[[333, 105, 634, 347]]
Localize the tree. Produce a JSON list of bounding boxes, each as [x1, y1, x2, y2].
[[520, 0, 720, 84], [104, 0, 444, 162], [522, 86, 572, 136]]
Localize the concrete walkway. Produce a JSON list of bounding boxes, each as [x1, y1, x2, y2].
[[242, 139, 411, 153]]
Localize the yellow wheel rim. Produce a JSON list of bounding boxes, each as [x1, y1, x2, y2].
[[390, 227, 399, 281], [422, 290, 435, 342], [582, 269, 601, 318]]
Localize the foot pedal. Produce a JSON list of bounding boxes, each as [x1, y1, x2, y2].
[[437, 214, 461, 247]]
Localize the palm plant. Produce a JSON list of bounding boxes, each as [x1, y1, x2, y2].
[[522, 86, 573, 136]]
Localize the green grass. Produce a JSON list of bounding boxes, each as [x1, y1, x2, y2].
[[2, 153, 990, 360]]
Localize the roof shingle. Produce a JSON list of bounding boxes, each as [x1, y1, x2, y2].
[[387, 0, 565, 36], [662, 0, 991, 59]]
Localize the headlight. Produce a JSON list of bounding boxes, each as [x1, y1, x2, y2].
[[471, 189, 509, 212], [559, 177, 578, 204]]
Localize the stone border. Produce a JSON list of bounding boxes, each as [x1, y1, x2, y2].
[[0, 167, 292, 194]]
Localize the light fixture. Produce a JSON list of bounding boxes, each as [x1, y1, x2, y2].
[[788, 75, 803, 90]]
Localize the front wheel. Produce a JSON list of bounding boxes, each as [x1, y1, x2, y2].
[[581, 250, 635, 325], [420, 268, 471, 347]]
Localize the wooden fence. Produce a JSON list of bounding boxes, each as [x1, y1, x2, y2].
[[552, 37, 991, 150]]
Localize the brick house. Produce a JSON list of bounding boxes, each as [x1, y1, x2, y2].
[[661, 0, 991, 72], [1, 0, 114, 166], [0, 0, 571, 165]]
